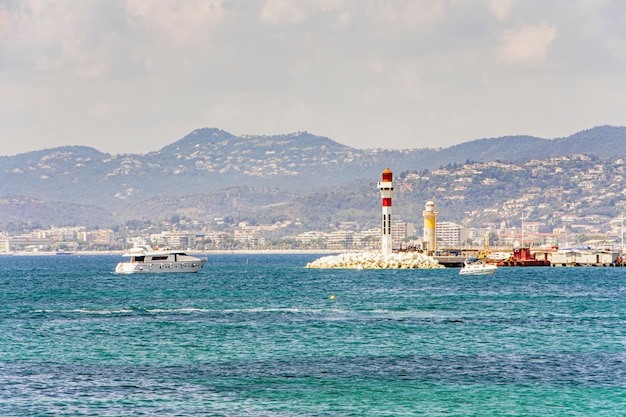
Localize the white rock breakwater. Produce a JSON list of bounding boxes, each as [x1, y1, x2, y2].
[[306, 251, 444, 269]]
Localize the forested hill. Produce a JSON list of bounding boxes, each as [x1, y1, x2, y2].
[[439, 125, 626, 164], [0, 125, 625, 227]]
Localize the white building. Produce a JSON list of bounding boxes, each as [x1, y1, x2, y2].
[[88, 229, 115, 245], [327, 231, 356, 250], [436, 222, 462, 248], [0, 235, 9, 253], [150, 231, 195, 249], [234, 229, 265, 247]]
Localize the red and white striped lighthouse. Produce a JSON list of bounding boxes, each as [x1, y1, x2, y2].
[[377, 168, 395, 256]]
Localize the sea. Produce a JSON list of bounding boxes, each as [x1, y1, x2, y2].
[[2, 253, 626, 416]]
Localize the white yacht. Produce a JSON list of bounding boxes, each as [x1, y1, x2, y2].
[[115, 245, 207, 274], [459, 258, 497, 276]]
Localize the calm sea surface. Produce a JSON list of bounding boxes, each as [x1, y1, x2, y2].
[[2, 254, 626, 416]]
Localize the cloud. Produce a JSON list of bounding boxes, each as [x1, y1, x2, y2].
[[258, 0, 356, 27], [125, 0, 225, 49], [0, 4, 15, 41], [1, 0, 625, 156], [259, 0, 307, 25], [489, 0, 515, 21], [366, 0, 444, 32], [499, 22, 557, 66], [2, 1, 138, 79]]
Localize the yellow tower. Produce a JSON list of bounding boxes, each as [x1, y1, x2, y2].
[[423, 200, 438, 255]]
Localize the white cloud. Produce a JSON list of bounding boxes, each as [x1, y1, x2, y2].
[[366, 0, 445, 32], [319, 0, 356, 28], [367, 57, 384, 74], [259, 0, 307, 25], [499, 22, 557, 66], [258, 0, 356, 27], [125, 0, 225, 47], [1, 0, 625, 156], [489, 0, 514, 21], [0, 5, 14, 40]]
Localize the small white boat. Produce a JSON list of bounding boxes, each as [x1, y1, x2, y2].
[[115, 245, 207, 274], [459, 258, 497, 276]]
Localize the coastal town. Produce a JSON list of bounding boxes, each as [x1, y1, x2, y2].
[[2, 157, 625, 268]]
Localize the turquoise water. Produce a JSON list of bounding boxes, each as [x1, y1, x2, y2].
[[2, 254, 626, 416]]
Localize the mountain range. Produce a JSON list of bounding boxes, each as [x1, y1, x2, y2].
[[1, 125, 625, 228]]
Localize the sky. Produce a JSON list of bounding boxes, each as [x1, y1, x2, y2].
[[1, 0, 626, 156]]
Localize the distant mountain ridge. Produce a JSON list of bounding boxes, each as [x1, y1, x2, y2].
[[439, 125, 626, 163], [0, 125, 624, 227]]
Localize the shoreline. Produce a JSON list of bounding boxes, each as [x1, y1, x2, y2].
[[0, 249, 347, 256]]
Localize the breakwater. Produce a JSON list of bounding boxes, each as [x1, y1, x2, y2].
[[306, 251, 443, 269]]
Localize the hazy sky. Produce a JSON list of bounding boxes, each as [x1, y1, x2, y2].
[[1, 0, 625, 156]]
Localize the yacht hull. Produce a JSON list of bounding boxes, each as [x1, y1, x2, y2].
[[115, 259, 206, 273], [115, 245, 207, 274]]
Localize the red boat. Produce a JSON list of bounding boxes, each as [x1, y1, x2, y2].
[[498, 247, 551, 267]]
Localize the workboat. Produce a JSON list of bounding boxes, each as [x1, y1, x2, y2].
[[459, 258, 497, 276], [115, 245, 207, 274]]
